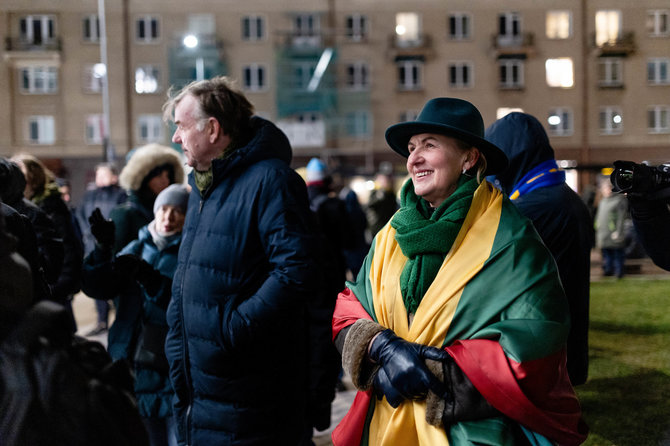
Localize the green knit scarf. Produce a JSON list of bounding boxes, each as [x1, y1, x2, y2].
[[390, 175, 478, 314], [193, 141, 238, 195]]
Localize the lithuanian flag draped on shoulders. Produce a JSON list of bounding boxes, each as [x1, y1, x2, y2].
[[332, 180, 588, 446]]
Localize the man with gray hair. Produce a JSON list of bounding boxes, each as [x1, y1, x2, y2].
[[163, 76, 324, 445]]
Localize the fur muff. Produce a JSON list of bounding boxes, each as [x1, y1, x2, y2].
[[424, 358, 446, 426], [119, 144, 185, 191], [341, 319, 384, 391]]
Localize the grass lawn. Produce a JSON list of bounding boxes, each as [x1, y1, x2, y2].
[[577, 276, 670, 446]]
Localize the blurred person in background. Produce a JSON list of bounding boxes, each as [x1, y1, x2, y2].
[[594, 177, 628, 278], [90, 144, 184, 361], [485, 112, 593, 386], [11, 153, 82, 332], [365, 168, 399, 241], [82, 184, 190, 446], [76, 162, 127, 336]]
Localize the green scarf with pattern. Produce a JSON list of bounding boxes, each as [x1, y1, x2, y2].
[[390, 175, 478, 314]]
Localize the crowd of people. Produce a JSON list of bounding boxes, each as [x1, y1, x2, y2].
[[2, 75, 668, 446]]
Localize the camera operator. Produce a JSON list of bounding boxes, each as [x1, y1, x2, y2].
[[611, 161, 670, 271]]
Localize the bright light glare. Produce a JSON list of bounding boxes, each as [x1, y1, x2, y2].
[[183, 34, 199, 48], [93, 63, 107, 79], [395, 25, 406, 35], [548, 115, 561, 126], [613, 114, 622, 124]]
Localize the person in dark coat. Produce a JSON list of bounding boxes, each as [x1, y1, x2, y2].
[[365, 171, 398, 240], [94, 144, 184, 362], [0, 157, 63, 299], [76, 162, 128, 336], [11, 153, 83, 332], [82, 184, 189, 446], [485, 112, 594, 386], [627, 183, 670, 271], [163, 76, 321, 445]]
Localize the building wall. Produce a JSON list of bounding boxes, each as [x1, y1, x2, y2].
[[1, 0, 668, 202]]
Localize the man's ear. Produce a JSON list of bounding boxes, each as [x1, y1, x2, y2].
[[207, 117, 224, 143]]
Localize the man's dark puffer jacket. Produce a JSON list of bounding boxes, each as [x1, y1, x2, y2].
[[166, 116, 321, 445]]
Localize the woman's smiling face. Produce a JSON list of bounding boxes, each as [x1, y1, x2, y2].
[[406, 133, 479, 208]]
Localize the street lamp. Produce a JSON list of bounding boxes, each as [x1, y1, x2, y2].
[[97, 0, 113, 162], [183, 34, 204, 81]]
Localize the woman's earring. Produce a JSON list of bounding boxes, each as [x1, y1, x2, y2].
[[462, 167, 467, 174]]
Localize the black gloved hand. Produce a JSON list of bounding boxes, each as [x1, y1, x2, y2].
[[368, 329, 447, 406], [89, 208, 115, 249], [114, 254, 163, 296], [373, 367, 404, 408]]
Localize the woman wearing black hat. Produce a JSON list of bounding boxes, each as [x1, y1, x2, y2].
[[331, 98, 588, 445]]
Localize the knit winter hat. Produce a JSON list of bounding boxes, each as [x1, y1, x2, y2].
[[153, 184, 189, 215], [306, 158, 327, 183]]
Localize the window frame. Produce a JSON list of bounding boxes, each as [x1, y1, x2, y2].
[[648, 105, 670, 134], [397, 59, 423, 91], [647, 58, 670, 85], [447, 61, 473, 89], [345, 13, 368, 42], [26, 115, 56, 145], [82, 14, 100, 43], [498, 59, 524, 89], [242, 63, 267, 92], [547, 107, 574, 137], [599, 106, 623, 135], [647, 10, 669, 37], [545, 57, 574, 88], [135, 15, 160, 43], [448, 12, 472, 41], [242, 14, 266, 41], [598, 57, 623, 87], [344, 61, 370, 91], [137, 114, 164, 144], [19, 65, 58, 94], [19, 15, 56, 45]]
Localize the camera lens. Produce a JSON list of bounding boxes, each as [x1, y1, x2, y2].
[[612, 168, 634, 192]]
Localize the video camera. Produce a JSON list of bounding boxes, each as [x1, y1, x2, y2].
[[610, 160, 670, 197]]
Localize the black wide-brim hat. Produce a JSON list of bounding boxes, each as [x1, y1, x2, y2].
[[385, 97, 508, 175]]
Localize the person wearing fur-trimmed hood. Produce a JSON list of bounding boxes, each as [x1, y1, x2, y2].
[[87, 143, 184, 362]]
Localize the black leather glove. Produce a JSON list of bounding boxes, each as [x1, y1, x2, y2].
[[373, 367, 404, 408], [368, 329, 447, 406], [114, 254, 163, 296], [88, 208, 115, 249]]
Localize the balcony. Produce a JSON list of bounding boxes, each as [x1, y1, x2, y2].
[[5, 37, 62, 52], [490, 32, 535, 58], [387, 33, 434, 61], [593, 32, 636, 57]]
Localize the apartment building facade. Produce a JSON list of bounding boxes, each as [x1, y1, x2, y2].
[[1, 0, 669, 202]]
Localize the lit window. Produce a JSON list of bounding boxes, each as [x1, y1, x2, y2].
[[82, 15, 100, 42], [137, 114, 164, 143], [499, 59, 524, 89], [595, 10, 621, 46], [345, 62, 369, 90], [599, 107, 623, 135], [448, 61, 473, 89], [395, 13, 421, 46], [397, 59, 423, 90], [546, 11, 571, 39], [243, 64, 266, 91], [83, 64, 105, 93], [545, 58, 574, 88], [136, 16, 160, 42], [448, 13, 471, 40], [26, 115, 55, 145], [242, 15, 265, 41], [20, 66, 58, 94], [547, 107, 573, 136], [648, 106, 670, 133], [598, 58, 623, 87], [346, 14, 368, 41], [496, 108, 524, 119], [647, 58, 669, 85], [85, 114, 105, 144], [135, 65, 160, 94], [647, 10, 669, 36]]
